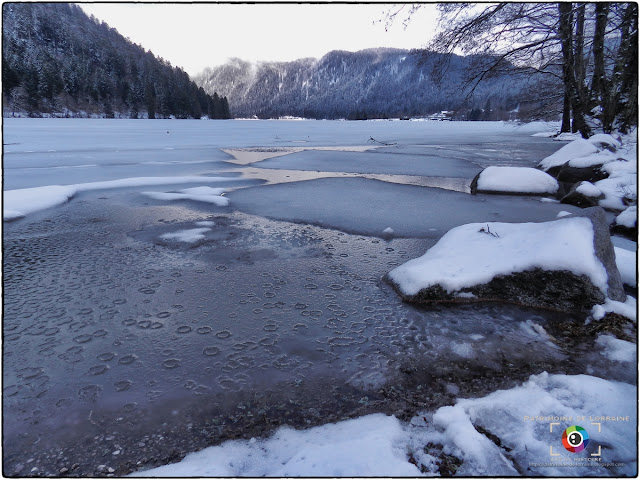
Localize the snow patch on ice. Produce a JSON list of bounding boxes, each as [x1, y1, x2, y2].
[[142, 186, 229, 207], [4, 176, 229, 220], [160, 228, 211, 243], [451, 342, 474, 358]]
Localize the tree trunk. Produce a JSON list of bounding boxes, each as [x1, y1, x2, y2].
[[590, 3, 610, 131], [561, 91, 572, 133], [614, 3, 638, 133], [558, 2, 591, 138], [572, 3, 587, 133]]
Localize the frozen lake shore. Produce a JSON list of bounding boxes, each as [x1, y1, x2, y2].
[[3, 119, 636, 476]]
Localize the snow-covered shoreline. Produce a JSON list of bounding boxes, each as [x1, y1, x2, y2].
[[133, 373, 637, 477]]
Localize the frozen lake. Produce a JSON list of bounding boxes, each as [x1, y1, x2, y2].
[[3, 119, 634, 476]]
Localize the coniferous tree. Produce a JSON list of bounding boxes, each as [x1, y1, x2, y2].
[[2, 2, 232, 119]]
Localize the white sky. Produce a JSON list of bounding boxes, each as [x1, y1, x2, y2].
[[79, 3, 439, 77]]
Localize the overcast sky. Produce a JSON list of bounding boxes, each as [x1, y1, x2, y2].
[[79, 3, 439, 76]]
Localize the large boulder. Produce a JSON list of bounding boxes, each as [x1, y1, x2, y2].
[[386, 207, 625, 312]]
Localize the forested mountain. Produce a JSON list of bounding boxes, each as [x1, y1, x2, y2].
[[194, 48, 545, 120], [2, 3, 231, 119]]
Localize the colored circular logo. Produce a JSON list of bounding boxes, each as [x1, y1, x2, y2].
[[562, 425, 589, 452]]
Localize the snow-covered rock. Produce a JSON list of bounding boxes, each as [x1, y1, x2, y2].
[[538, 135, 636, 215], [614, 205, 637, 227], [538, 138, 599, 173], [588, 133, 621, 151], [470, 166, 558, 195], [611, 206, 638, 240], [560, 181, 604, 208], [386, 207, 625, 312]]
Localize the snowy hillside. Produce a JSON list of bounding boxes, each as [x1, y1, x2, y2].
[[195, 49, 535, 119]]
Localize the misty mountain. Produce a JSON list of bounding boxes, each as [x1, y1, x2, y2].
[[2, 3, 230, 119], [194, 48, 537, 120]]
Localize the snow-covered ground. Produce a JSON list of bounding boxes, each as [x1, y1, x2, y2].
[[135, 372, 636, 477], [3, 118, 636, 477]]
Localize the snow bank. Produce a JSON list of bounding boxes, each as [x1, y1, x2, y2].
[[538, 138, 599, 171], [130, 414, 420, 477], [539, 135, 636, 212], [439, 372, 637, 477], [132, 373, 636, 477], [615, 206, 637, 229], [387, 218, 608, 296], [4, 185, 76, 218], [588, 133, 622, 150], [591, 296, 637, 322], [614, 246, 637, 287], [596, 334, 636, 363], [568, 150, 617, 168], [595, 175, 637, 210], [4, 176, 229, 220], [476, 166, 558, 194]]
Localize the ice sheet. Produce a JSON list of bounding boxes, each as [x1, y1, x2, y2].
[[229, 177, 581, 238]]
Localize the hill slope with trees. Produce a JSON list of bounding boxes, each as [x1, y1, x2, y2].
[[2, 3, 231, 119], [194, 48, 545, 120]]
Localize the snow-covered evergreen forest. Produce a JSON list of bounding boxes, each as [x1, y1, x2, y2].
[[194, 49, 536, 120], [2, 3, 231, 119]]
